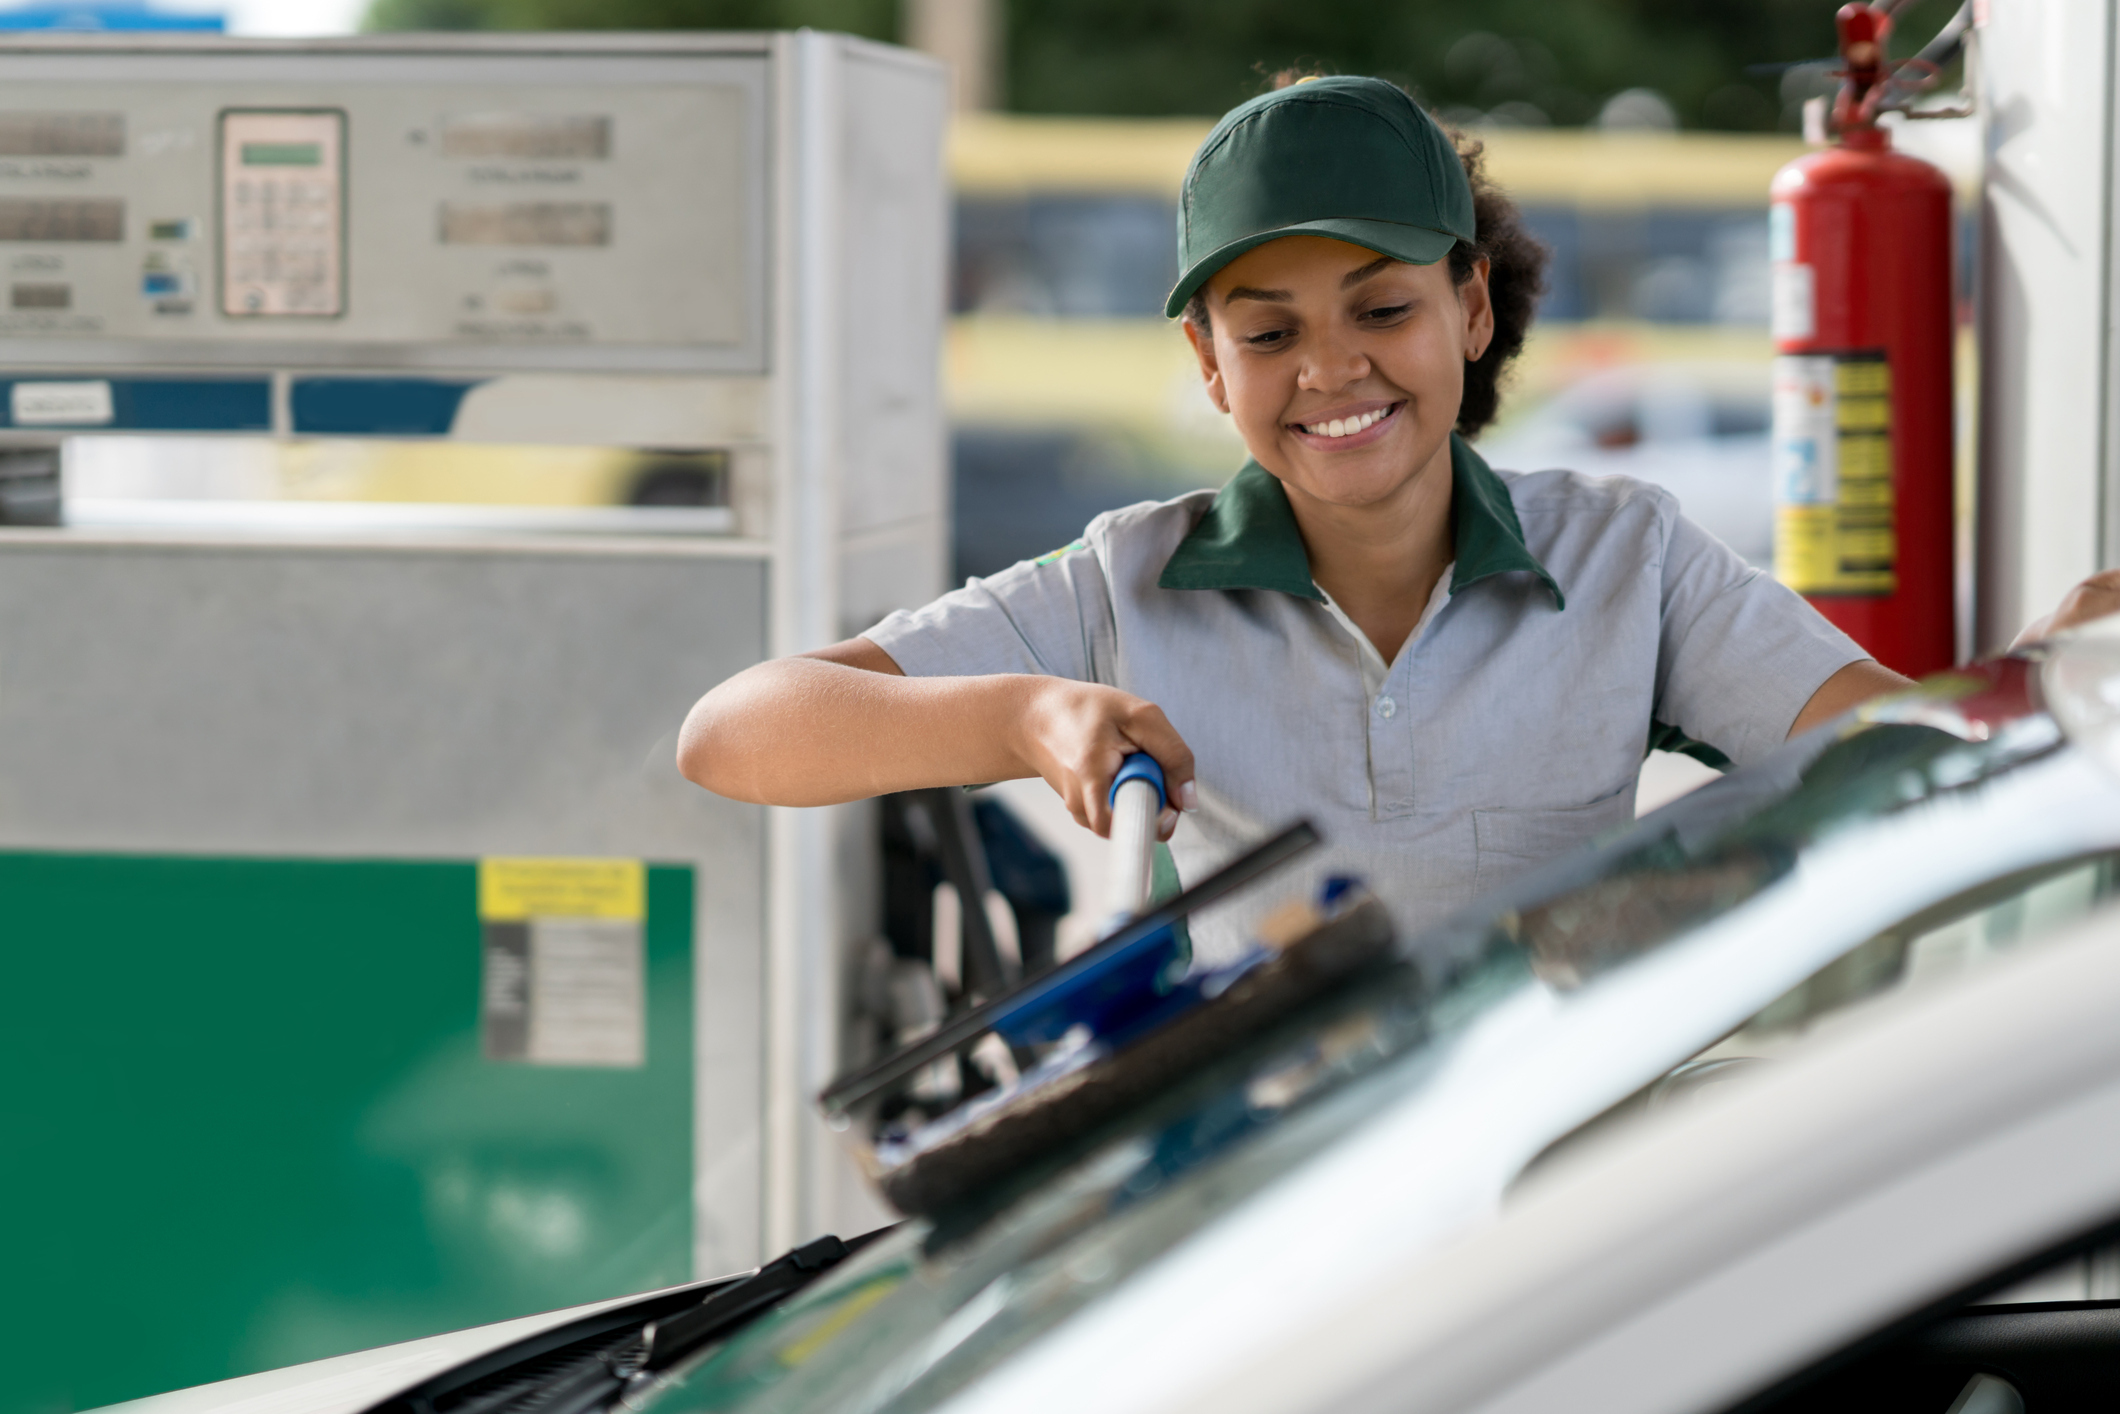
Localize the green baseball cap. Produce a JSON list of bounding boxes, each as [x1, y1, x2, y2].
[[1165, 76, 1476, 319]]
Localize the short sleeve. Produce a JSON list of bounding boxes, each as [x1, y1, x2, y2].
[[1653, 510, 1869, 768], [864, 537, 1118, 684]]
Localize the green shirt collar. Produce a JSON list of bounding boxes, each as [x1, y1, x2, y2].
[[1157, 432, 1565, 609]]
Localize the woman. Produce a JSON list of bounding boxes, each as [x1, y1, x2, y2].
[[679, 75, 2119, 962]]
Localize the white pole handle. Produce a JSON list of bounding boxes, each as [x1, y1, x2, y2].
[[1106, 777, 1160, 920], [1101, 753, 1168, 922]]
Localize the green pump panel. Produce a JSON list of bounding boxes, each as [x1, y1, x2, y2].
[[2, 853, 694, 1414]]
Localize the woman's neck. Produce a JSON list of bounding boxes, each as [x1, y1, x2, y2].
[[1282, 434, 1456, 666]]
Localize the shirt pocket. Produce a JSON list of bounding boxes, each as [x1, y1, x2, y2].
[[1472, 785, 1636, 896]]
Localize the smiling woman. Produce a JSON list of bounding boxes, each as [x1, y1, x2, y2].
[[675, 74, 2030, 964]]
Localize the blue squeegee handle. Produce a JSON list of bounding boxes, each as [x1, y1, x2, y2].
[[1107, 753, 1168, 918], [1108, 752, 1167, 809], [817, 816, 1322, 1119]]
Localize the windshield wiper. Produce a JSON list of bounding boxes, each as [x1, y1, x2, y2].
[[637, 1233, 853, 1374], [367, 1228, 892, 1414]]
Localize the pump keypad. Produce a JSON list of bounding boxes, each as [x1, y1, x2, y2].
[[219, 109, 344, 318]]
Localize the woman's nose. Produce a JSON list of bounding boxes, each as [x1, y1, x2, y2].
[[1298, 328, 1369, 390]]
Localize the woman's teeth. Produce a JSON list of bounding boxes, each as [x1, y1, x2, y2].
[[1301, 406, 1391, 438]]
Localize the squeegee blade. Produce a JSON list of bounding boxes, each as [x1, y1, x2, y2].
[[816, 818, 1322, 1117]]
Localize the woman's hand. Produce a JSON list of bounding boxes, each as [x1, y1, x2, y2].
[[1011, 677, 1199, 840], [2016, 570, 2120, 647]]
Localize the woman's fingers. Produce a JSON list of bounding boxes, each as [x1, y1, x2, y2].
[[1117, 703, 1199, 815], [1062, 777, 1097, 835], [1071, 776, 1111, 839], [2022, 568, 2120, 645], [1084, 768, 1115, 838]]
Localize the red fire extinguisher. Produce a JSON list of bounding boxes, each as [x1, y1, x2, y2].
[[1769, 2, 1956, 677]]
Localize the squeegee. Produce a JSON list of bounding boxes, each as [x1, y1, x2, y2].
[[820, 756, 1396, 1216]]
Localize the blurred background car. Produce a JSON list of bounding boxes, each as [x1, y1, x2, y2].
[[1479, 359, 1773, 563]]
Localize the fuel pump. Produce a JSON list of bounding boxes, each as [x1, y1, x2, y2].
[[0, 32, 950, 1406], [1770, 2, 1962, 676]]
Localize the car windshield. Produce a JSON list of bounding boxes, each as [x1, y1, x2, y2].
[[644, 652, 2099, 1414]]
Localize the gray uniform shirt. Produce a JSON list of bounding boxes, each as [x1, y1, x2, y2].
[[867, 436, 1867, 965]]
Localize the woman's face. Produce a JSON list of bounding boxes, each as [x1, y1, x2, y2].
[[1185, 235, 1491, 511]]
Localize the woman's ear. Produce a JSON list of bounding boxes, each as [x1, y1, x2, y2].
[[1459, 256, 1495, 362], [1181, 314, 1231, 414]]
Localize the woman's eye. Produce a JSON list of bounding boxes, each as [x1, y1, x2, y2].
[[1244, 329, 1292, 348], [1361, 303, 1412, 322]]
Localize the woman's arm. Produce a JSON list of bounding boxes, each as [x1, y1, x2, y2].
[[1787, 570, 2120, 739], [1787, 658, 1913, 738], [677, 636, 1197, 838]]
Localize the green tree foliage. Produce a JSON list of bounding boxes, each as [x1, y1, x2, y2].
[[362, 0, 1959, 132], [1006, 0, 1790, 128], [363, 0, 895, 40], [1005, 0, 1960, 129]]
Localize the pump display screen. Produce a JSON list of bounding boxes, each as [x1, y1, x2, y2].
[[440, 202, 612, 247], [240, 142, 322, 166], [440, 113, 609, 161], [0, 197, 122, 241], [0, 110, 124, 157]]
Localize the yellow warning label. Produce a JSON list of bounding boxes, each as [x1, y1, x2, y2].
[[1772, 351, 1895, 596], [479, 857, 645, 921], [1774, 505, 1837, 589]]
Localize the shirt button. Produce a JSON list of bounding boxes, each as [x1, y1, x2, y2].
[[1376, 696, 1396, 719]]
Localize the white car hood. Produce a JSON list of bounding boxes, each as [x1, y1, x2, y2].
[[89, 1280, 716, 1414]]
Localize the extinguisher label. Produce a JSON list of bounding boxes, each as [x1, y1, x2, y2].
[[1773, 351, 1895, 596], [1771, 261, 1814, 341]]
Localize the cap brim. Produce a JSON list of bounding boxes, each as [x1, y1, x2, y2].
[[1163, 218, 1461, 319]]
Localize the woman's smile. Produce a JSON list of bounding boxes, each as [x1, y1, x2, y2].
[[1286, 399, 1405, 451]]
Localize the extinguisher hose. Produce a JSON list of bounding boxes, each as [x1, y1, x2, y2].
[[1872, 0, 1973, 115], [1910, 0, 1972, 72]]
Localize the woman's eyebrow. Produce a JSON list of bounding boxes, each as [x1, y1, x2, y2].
[[1224, 256, 1398, 305], [1341, 256, 1398, 288]]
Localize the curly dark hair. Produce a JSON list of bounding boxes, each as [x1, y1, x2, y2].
[[1182, 78, 1549, 440], [1442, 131, 1548, 437]]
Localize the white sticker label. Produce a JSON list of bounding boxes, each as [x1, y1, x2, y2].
[[1769, 202, 1796, 263], [1771, 262, 1815, 342], [529, 917, 644, 1066], [12, 379, 113, 426], [1772, 355, 1839, 505], [482, 915, 645, 1067]]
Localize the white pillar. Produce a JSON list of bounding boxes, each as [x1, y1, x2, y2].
[[1976, 0, 2120, 652]]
